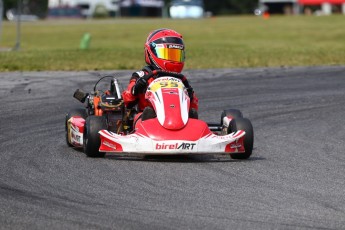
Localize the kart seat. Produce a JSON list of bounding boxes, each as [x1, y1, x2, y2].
[[142, 107, 156, 121]]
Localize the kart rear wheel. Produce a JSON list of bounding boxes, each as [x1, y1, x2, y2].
[[83, 116, 107, 158], [228, 118, 254, 160], [221, 109, 243, 125], [65, 108, 87, 147]]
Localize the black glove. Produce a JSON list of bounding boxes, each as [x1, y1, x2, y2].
[[132, 77, 147, 95], [186, 87, 194, 100]]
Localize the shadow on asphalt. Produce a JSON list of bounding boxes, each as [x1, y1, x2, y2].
[[65, 145, 264, 163], [104, 154, 265, 163]]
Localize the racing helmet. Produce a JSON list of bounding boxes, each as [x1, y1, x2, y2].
[[144, 28, 185, 73]]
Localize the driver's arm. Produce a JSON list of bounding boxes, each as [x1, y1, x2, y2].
[[122, 72, 140, 108], [181, 75, 199, 111]]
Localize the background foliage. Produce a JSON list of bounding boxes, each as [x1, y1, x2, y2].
[[1, 15, 344, 71], [2, 0, 48, 18], [2, 0, 258, 19], [203, 0, 257, 15]]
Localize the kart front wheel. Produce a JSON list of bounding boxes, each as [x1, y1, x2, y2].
[[65, 108, 87, 147], [228, 118, 254, 160], [83, 116, 107, 158]]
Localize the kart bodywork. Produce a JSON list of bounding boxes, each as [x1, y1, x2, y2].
[[99, 119, 246, 155], [66, 71, 254, 159]]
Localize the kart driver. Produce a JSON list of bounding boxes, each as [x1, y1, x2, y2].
[[122, 28, 199, 120]]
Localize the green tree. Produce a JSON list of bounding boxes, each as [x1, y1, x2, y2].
[[3, 0, 16, 18], [203, 0, 257, 15], [27, 0, 48, 18], [3, 0, 48, 19]]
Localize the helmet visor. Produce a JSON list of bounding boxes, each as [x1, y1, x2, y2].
[[150, 37, 185, 62]]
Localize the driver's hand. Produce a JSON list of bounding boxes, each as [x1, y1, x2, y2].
[[132, 77, 147, 95], [186, 87, 194, 100]]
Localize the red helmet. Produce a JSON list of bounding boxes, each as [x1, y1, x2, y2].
[[144, 28, 185, 73]]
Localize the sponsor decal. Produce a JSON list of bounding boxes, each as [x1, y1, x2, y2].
[[216, 135, 236, 140], [156, 142, 196, 150], [227, 137, 244, 153], [168, 44, 184, 50], [230, 143, 242, 149], [71, 133, 82, 146], [103, 141, 116, 150], [149, 77, 184, 92], [153, 77, 181, 83], [71, 124, 79, 133]]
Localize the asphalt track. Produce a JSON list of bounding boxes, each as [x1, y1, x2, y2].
[[1, 66, 345, 230]]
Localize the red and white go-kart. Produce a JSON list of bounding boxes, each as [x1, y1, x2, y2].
[[66, 70, 254, 159]]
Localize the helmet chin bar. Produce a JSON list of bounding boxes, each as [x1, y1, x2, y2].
[[164, 61, 184, 73]]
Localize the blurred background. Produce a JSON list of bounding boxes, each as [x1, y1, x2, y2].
[[1, 0, 345, 21], [1, 0, 344, 71]]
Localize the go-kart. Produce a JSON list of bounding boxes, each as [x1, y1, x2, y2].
[[66, 70, 254, 159]]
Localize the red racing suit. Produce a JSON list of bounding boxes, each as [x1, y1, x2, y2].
[[122, 66, 198, 112]]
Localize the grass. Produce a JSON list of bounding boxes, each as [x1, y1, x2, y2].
[[0, 15, 344, 71]]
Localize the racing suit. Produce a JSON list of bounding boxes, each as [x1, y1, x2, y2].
[[122, 65, 199, 112]]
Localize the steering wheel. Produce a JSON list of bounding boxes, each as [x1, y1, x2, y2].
[[144, 70, 194, 99], [144, 70, 183, 80]]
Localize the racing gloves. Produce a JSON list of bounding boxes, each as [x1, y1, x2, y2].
[[131, 69, 195, 101], [132, 76, 148, 96], [181, 77, 194, 100]]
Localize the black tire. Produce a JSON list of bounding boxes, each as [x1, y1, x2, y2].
[[228, 118, 254, 160], [65, 108, 87, 147], [220, 109, 243, 125], [83, 116, 107, 158]]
